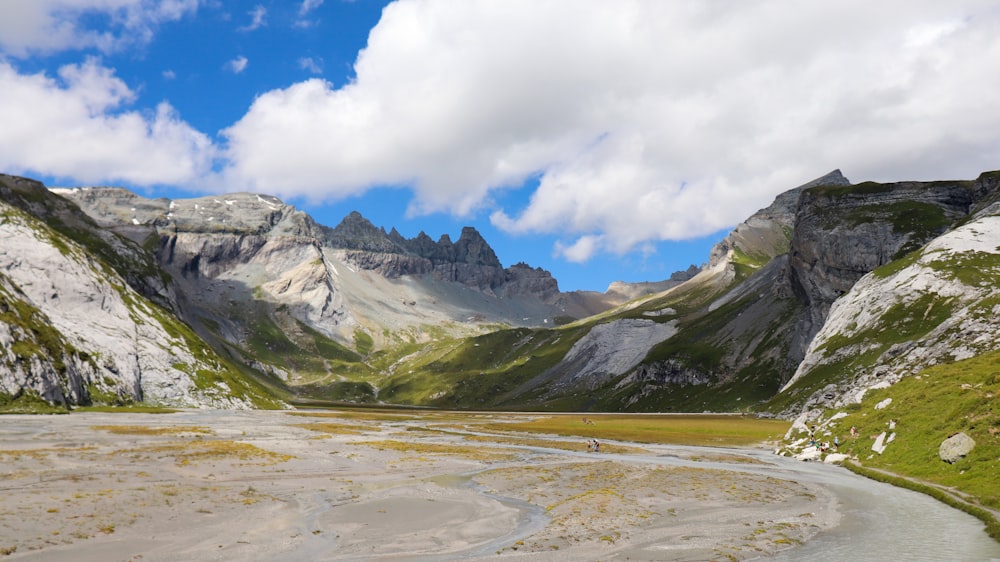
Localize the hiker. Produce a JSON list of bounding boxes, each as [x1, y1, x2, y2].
[[586, 439, 593, 452], [834, 436, 840, 449], [593, 440, 600, 453], [850, 426, 857, 438]]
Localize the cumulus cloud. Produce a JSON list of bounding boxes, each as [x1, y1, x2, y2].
[[0, 59, 216, 186], [554, 235, 604, 264], [216, 1, 1000, 261], [227, 55, 248, 74], [0, 0, 199, 56]]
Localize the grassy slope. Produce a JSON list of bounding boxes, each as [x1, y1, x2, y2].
[[826, 351, 1000, 509], [791, 350, 1000, 540]]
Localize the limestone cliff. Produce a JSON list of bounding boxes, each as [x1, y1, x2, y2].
[[0, 175, 279, 409], [780, 171, 1000, 413]]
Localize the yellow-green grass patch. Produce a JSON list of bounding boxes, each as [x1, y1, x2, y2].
[[291, 422, 365, 435], [477, 414, 790, 447], [354, 439, 515, 462], [90, 425, 213, 436], [113, 439, 292, 465]]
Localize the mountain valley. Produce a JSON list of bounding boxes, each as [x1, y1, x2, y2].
[[2, 169, 999, 425]]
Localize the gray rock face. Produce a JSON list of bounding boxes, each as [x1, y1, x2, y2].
[[514, 319, 680, 398], [708, 170, 849, 271], [939, 432, 975, 463], [784, 181, 1000, 412], [787, 178, 977, 342], [334, 215, 538, 296], [53, 182, 588, 355], [499, 263, 560, 301], [1, 178, 259, 409]]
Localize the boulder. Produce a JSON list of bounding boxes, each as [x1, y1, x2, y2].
[[794, 446, 822, 462], [939, 432, 975, 464], [824, 453, 849, 464]]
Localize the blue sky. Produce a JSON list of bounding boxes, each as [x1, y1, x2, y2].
[[2, 2, 999, 292]]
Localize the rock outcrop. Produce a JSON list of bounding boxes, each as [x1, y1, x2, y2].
[[1, 175, 275, 409], [782, 172, 1000, 412], [786, 177, 980, 344]]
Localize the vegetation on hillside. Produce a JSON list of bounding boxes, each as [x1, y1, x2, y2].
[[781, 349, 1000, 541]]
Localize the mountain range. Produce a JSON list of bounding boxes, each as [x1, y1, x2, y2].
[[2, 169, 999, 418]]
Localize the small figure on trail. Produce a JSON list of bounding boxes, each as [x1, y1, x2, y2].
[[593, 440, 600, 453], [834, 436, 840, 449], [850, 426, 857, 438], [586, 440, 593, 452]]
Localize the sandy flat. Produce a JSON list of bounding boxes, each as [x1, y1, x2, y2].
[[0, 410, 837, 561]]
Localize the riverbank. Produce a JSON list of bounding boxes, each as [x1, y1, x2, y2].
[[0, 409, 835, 561], [843, 461, 1000, 542]]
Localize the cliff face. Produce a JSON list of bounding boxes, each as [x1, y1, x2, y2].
[[779, 172, 1000, 413], [786, 178, 980, 342], [0, 175, 279, 409], [707, 170, 850, 272]]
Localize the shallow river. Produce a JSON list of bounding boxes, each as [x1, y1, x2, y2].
[[629, 444, 1000, 561], [3, 410, 998, 561]]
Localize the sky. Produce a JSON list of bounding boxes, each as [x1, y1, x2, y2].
[[1, 1, 999, 292]]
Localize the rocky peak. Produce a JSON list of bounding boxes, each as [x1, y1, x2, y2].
[[327, 211, 398, 253], [453, 226, 502, 268], [707, 170, 850, 271]]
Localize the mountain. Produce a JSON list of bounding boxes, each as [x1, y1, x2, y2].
[[777, 172, 1000, 412], [358, 169, 1000, 415], [3, 168, 1000, 417], [0, 174, 656, 408], [0, 175, 281, 410]]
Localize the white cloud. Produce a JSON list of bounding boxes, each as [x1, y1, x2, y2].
[[554, 235, 603, 264], [227, 55, 248, 74], [0, 59, 215, 186], [162, 69, 176, 80], [0, 0, 199, 56], [217, 0, 1000, 264], [239, 5, 267, 32], [298, 57, 322, 74]]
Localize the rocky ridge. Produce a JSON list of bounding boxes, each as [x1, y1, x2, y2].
[[55, 187, 580, 350]]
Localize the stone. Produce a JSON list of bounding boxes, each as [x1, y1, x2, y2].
[[795, 447, 822, 462], [939, 433, 976, 464], [824, 453, 849, 464], [872, 432, 888, 455]]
